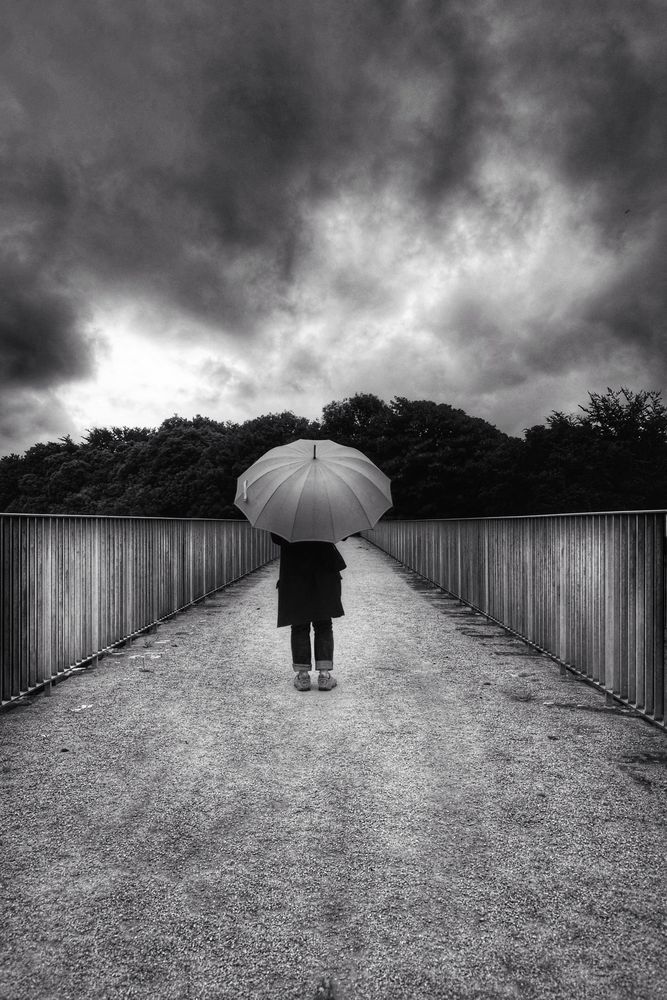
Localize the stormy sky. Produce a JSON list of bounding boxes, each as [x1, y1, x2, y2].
[[1, 0, 666, 455]]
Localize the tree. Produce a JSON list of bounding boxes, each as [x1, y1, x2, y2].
[[578, 387, 667, 447], [382, 398, 512, 517], [320, 394, 392, 463], [520, 388, 667, 512], [1, 388, 665, 517]]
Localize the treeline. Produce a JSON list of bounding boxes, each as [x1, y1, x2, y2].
[[1, 388, 666, 518]]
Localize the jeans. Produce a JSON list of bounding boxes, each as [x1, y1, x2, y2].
[[291, 619, 334, 672]]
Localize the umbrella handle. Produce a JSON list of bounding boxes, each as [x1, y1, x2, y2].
[[243, 480, 248, 501]]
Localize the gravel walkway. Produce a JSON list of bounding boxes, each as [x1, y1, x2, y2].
[[2, 537, 667, 1000]]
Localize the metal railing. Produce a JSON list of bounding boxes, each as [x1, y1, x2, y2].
[[1, 514, 277, 707], [365, 512, 666, 728]]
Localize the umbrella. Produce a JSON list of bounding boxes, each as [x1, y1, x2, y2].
[[234, 439, 392, 543]]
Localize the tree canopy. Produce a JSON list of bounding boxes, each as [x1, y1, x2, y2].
[[1, 388, 665, 518]]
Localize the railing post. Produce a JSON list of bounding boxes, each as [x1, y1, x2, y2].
[[42, 518, 53, 696]]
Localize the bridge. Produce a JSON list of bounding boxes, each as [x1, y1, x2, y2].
[[1, 513, 666, 999]]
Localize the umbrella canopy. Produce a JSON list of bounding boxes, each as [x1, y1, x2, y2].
[[234, 439, 392, 542]]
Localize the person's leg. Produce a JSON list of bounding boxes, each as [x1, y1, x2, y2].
[[312, 619, 333, 671], [313, 619, 336, 690], [290, 623, 312, 691]]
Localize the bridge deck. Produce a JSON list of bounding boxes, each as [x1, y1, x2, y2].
[[2, 538, 666, 1000]]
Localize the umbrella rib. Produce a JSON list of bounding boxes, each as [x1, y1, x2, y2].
[[244, 460, 305, 490], [320, 460, 391, 494], [323, 465, 392, 515], [319, 466, 385, 531], [286, 463, 335, 540], [316, 465, 336, 540], [260, 464, 309, 510]]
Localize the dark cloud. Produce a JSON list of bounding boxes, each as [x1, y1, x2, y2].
[[497, 1, 667, 328], [0, 385, 78, 457], [502, 3, 666, 197], [3, 1, 501, 354], [0, 0, 666, 452], [21, 11, 490, 209], [583, 251, 667, 380], [0, 263, 93, 387]]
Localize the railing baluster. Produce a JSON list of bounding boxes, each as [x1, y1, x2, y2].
[[1, 516, 277, 708], [365, 511, 666, 730]]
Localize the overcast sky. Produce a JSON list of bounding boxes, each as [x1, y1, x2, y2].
[[1, 0, 666, 456]]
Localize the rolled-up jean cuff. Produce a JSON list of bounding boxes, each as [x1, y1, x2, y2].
[[292, 663, 311, 672], [315, 660, 333, 672]]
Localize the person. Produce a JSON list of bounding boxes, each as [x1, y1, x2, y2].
[[271, 533, 347, 691]]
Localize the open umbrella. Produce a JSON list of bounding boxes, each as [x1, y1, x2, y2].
[[234, 439, 392, 542]]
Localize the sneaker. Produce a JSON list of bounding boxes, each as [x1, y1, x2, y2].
[[293, 670, 311, 692], [317, 671, 337, 691]]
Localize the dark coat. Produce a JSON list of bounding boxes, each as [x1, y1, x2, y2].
[[271, 534, 347, 628]]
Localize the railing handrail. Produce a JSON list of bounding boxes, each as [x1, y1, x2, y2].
[[379, 508, 667, 522], [3, 508, 667, 523], [0, 512, 249, 523]]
